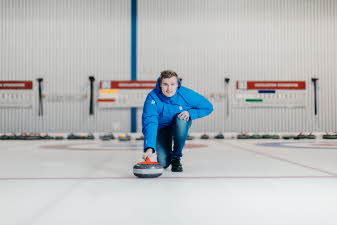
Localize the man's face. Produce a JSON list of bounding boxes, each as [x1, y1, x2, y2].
[[161, 77, 178, 97]]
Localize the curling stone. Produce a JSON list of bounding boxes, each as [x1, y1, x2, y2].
[[8, 134, 16, 140], [0, 134, 8, 140], [118, 133, 131, 141], [294, 133, 306, 140], [186, 135, 195, 140], [322, 134, 337, 139], [237, 134, 250, 139], [133, 157, 163, 178], [282, 135, 295, 140], [305, 134, 316, 139], [67, 133, 78, 140], [250, 133, 262, 139], [40, 133, 54, 140], [135, 135, 144, 141], [4, 134, 13, 140], [55, 134, 65, 140], [99, 133, 115, 141], [214, 133, 224, 139], [87, 133, 95, 140], [200, 134, 209, 139], [262, 134, 272, 139], [271, 134, 280, 139]]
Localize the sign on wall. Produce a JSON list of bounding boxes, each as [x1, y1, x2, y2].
[[0, 81, 33, 108], [98, 80, 156, 108], [0, 81, 33, 89], [234, 81, 306, 108]]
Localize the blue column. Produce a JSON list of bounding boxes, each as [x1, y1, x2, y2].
[[131, 0, 137, 132]]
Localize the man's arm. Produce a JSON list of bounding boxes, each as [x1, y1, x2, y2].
[[184, 88, 213, 120], [142, 94, 159, 152]]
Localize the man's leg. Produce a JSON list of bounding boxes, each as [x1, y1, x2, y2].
[[171, 116, 192, 172], [156, 126, 173, 169]]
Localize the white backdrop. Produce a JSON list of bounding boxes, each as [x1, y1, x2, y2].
[[1, 0, 336, 133]]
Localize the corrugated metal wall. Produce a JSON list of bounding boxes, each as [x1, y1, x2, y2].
[[138, 0, 337, 133], [1, 0, 336, 133], [0, 0, 131, 133]]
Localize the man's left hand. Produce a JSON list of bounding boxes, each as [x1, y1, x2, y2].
[[178, 111, 190, 121]]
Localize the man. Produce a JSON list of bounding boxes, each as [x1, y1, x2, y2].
[[142, 70, 213, 172]]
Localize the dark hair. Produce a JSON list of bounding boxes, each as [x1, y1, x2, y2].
[[159, 70, 179, 84]]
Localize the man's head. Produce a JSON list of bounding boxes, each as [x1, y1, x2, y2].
[[159, 70, 179, 98]]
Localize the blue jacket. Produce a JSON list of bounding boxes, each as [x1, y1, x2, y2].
[[142, 78, 213, 152]]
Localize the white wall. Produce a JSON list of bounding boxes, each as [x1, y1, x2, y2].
[[1, 0, 336, 133], [0, 0, 131, 133], [137, 0, 337, 133]]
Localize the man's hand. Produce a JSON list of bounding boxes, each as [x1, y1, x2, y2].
[[178, 111, 190, 121], [143, 148, 153, 160]]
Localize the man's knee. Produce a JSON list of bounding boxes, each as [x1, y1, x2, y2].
[[174, 115, 191, 132], [175, 115, 190, 126]]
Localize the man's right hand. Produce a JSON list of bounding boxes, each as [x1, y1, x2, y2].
[[143, 148, 154, 160]]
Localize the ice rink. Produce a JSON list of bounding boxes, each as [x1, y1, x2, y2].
[[1, 138, 337, 225]]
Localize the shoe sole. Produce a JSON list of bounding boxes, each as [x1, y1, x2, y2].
[[171, 169, 183, 172]]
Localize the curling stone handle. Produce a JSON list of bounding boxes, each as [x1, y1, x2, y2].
[[145, 157, 151, 163]]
